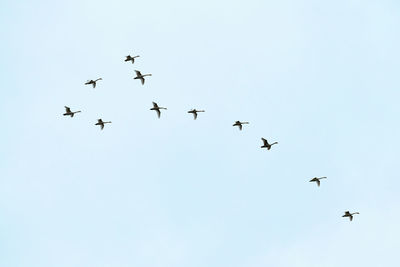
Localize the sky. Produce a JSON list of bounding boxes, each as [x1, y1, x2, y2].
[[1, 0, 400, 266]]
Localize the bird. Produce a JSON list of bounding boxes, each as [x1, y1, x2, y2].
[[342, 211, 359, 221], [125, 55, 140, 64], [95, 119, 111, 130], [134, 70, 152, 85], [233, 121, 249, 131], [85, 78, 102, 88], [188, 109, 205, 120], [309, 176, 327, 187], [63, 106, 81, 117], [260, 138, 278, 150], [150, 102, 167, 118]]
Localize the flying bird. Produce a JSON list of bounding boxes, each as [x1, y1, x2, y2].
[[260, 138, 278, 150], [134, 70, 152, 85], [309, 176, 327, 187], [342, 211, 360, 221], [85, 78, 102, 88], [233, 121, 249, 131], [188, 109, 205, 120], [95, 119, 111, 130], [150, 102, 167, 118], [125, 55, 140, 64], [63, 106, 81, 117]]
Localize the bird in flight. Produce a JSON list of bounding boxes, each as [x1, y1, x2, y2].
[[309, 176, 327, 187], [150, 102, 167, 118], [85, 78, 102, 88], [260, 138, 278, 150], [63, 106, 81, 117], [125, 55, 140, 64], [134, 70, 152, 85], [233, 121, 249, 131], [95, 119, 112, 130], [342, 211, 360, 221], [188, 109, 205, 120]]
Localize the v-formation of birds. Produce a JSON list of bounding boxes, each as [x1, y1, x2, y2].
[[66, 53, 359, 222]]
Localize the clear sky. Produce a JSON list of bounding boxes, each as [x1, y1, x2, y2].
[[1, 0, 400, 266]]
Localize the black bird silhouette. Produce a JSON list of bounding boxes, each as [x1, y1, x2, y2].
[[85, 78, 102, 88], [125, 55, 140, 64], [63, 106, 81, 117], [309, 177, 327, 187], [95, 119, 111, 130], [188, 109, 205, 120], [233, 121, 249, 131], [342, 211, 359, 221], [260, 138, 278, 150], [134, 70, 152, 85], [150, 102, 167, 118]]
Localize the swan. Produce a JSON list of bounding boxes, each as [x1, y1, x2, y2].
[[309, 176, 327, 187], [232, 121, 249, 131], [63, 106, 81, 117], [95, 119, 111, 130], [261, 138, 278, 150], [85, 78, 102, 88], [134, 70, 152, 85], [125, 55, 140, 64], [150, 102, 167, 118], [342, 211, 360, 221], [188, 109, 205, 120]]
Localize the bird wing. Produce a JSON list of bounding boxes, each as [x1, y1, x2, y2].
[[317, 180, 320, 187], [65, 106, 71, 113], [152, 102, 159, 108], [344, 211, 351, 216], [261, 138, 268, 146], [156, 109, 161, 118], [140, 77, 145, 85], [239, 124, 243, 131], [93, 82, 96, 88], [350, 215, 353, 221], [98, 119, 103, 123], [101, 124, 104, 130], [193, 112, 197, 120], [135, 70, 142, 76]]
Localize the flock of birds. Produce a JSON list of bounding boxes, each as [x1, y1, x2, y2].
[[63, 53, 359, 222]]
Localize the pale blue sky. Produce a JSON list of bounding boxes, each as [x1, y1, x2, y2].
[[1, 0, 400, 266]]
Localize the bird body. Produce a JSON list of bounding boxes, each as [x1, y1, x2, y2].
[[342, 211, 359, 221], [95, 119, 111, 130], [233, 121, 249, 131], [188, 109, 205, 120], [309, 176, 327, 187], [134, 70, 152, 85], [150, 102, 167, 118], [85, 78, 102, 88], [63, 106, 81, 117], [125, 55, 140, 64], [261, 138, 278, 150]]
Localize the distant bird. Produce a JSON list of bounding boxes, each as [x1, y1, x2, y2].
[[233, 121, 249, 131], [188, 109, 205, 120], [309, 176, 327, 187], [63, 106, 81, 117], [134, 70, 152, 85], [85, 78, 102, 88], [150, 102, 167, 118], [125, 55, 140, 64], [260, 138, 278, 150], [95, 119, 111, 130], [342, 211, 360, 221]]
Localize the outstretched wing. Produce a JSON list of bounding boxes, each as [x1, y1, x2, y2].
[[152, 102, 159, 108], [193, 112, 197, 120], [156, 109, 161, 118], [350, 215, 353, 221], [239, 124, 243, 131], [261, 138, 268, 146], [344, 211, 351, 216], [65, 106, 71, 113], [101, 124, 104, 130], [93, 82, 96, 88], [317, 180, 321, 187], [98, 119, 103, 123], [140, 77, 145, 85], [135, 70, 142, 77]]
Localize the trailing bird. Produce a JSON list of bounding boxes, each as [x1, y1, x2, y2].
[[125, 55, 140, 64], [85, 78, 102, 88], [233, 121, 249, 131], [63, 106, 81, 117], [309, 176, 327, 187], [342, 211, 359, 221], [150, 102, 167, 118], [95, 119, 111, 130], [261, 138, 278, 150], [134, 70, 152, 85], [188, 109, 205, 120]]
